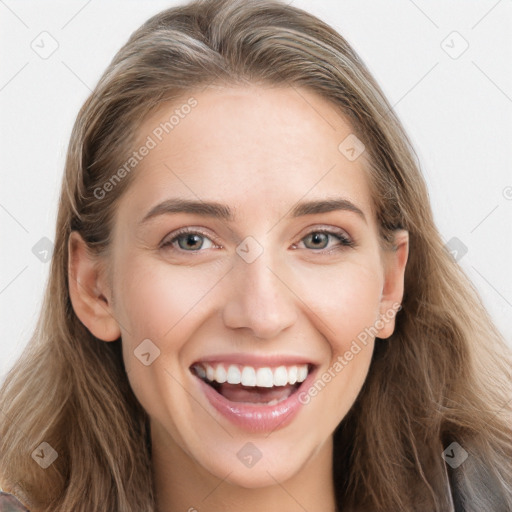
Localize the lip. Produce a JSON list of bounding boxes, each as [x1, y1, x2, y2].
[[191, 353, 318, 367], [191, 359, 318, 433]]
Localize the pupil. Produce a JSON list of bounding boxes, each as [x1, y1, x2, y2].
[[311, 233, 327, 247], [180, 234, 202, 250], [188, 234, 200, 247]]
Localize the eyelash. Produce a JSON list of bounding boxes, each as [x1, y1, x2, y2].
[[160, 226, 355, 254]]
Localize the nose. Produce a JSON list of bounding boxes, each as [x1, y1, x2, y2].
[[222, 252, 298, 340]]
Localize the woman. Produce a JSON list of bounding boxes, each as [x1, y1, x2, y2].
[[1, 0, 511, 510]]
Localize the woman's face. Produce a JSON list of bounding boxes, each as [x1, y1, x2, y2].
[[97, 85, 407, 487]]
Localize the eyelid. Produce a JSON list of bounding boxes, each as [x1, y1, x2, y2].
[[297, 224, 354, 242]]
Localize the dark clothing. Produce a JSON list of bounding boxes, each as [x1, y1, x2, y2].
[[0, 492, 29, 512]]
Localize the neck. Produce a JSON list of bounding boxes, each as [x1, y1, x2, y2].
[[151, 422, 337, 512]]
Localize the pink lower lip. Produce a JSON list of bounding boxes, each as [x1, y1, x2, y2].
[[193, 366, 317, 433]]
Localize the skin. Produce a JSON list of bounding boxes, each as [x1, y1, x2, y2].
[[68, 85, 408, 512]]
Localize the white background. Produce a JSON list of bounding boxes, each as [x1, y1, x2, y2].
[[1, 0, 511, 383]]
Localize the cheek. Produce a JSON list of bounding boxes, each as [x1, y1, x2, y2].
[[303, 265, 381, 422], [111, 254, 217, 404], [115, 256, 224, 344], [291, 258, 383, 351], [292, 259, 383, 432], [112, 256, 223, 434]]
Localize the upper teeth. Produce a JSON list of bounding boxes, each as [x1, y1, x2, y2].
[[194, 363, 309, 388]]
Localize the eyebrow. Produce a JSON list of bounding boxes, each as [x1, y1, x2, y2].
[[140, 197, 366, 224]]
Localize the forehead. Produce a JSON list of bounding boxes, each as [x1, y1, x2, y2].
[[120, 85, 375, 225]]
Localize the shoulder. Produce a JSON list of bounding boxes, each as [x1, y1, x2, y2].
[[0, 491, 30, 512]]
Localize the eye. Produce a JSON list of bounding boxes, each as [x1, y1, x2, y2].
[[160, 228, 218, 252], [160, 227, 355, 254], [294, 228, 355, 252]]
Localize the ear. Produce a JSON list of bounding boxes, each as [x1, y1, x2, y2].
[[68, 231, 121, 341], [376, 229, 409, 339]]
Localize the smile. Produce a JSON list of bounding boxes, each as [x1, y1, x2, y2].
[[190, 357, 318, 432], [194, 361, 308, 387]]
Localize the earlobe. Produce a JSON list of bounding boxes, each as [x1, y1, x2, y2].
[[67, 231, 121, 342], [376, 229, 409, 339]]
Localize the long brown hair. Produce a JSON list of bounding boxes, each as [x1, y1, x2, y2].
[[1, 0, 511, 510]]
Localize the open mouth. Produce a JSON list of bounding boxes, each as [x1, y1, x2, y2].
[[191, 362, 314, 406]]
